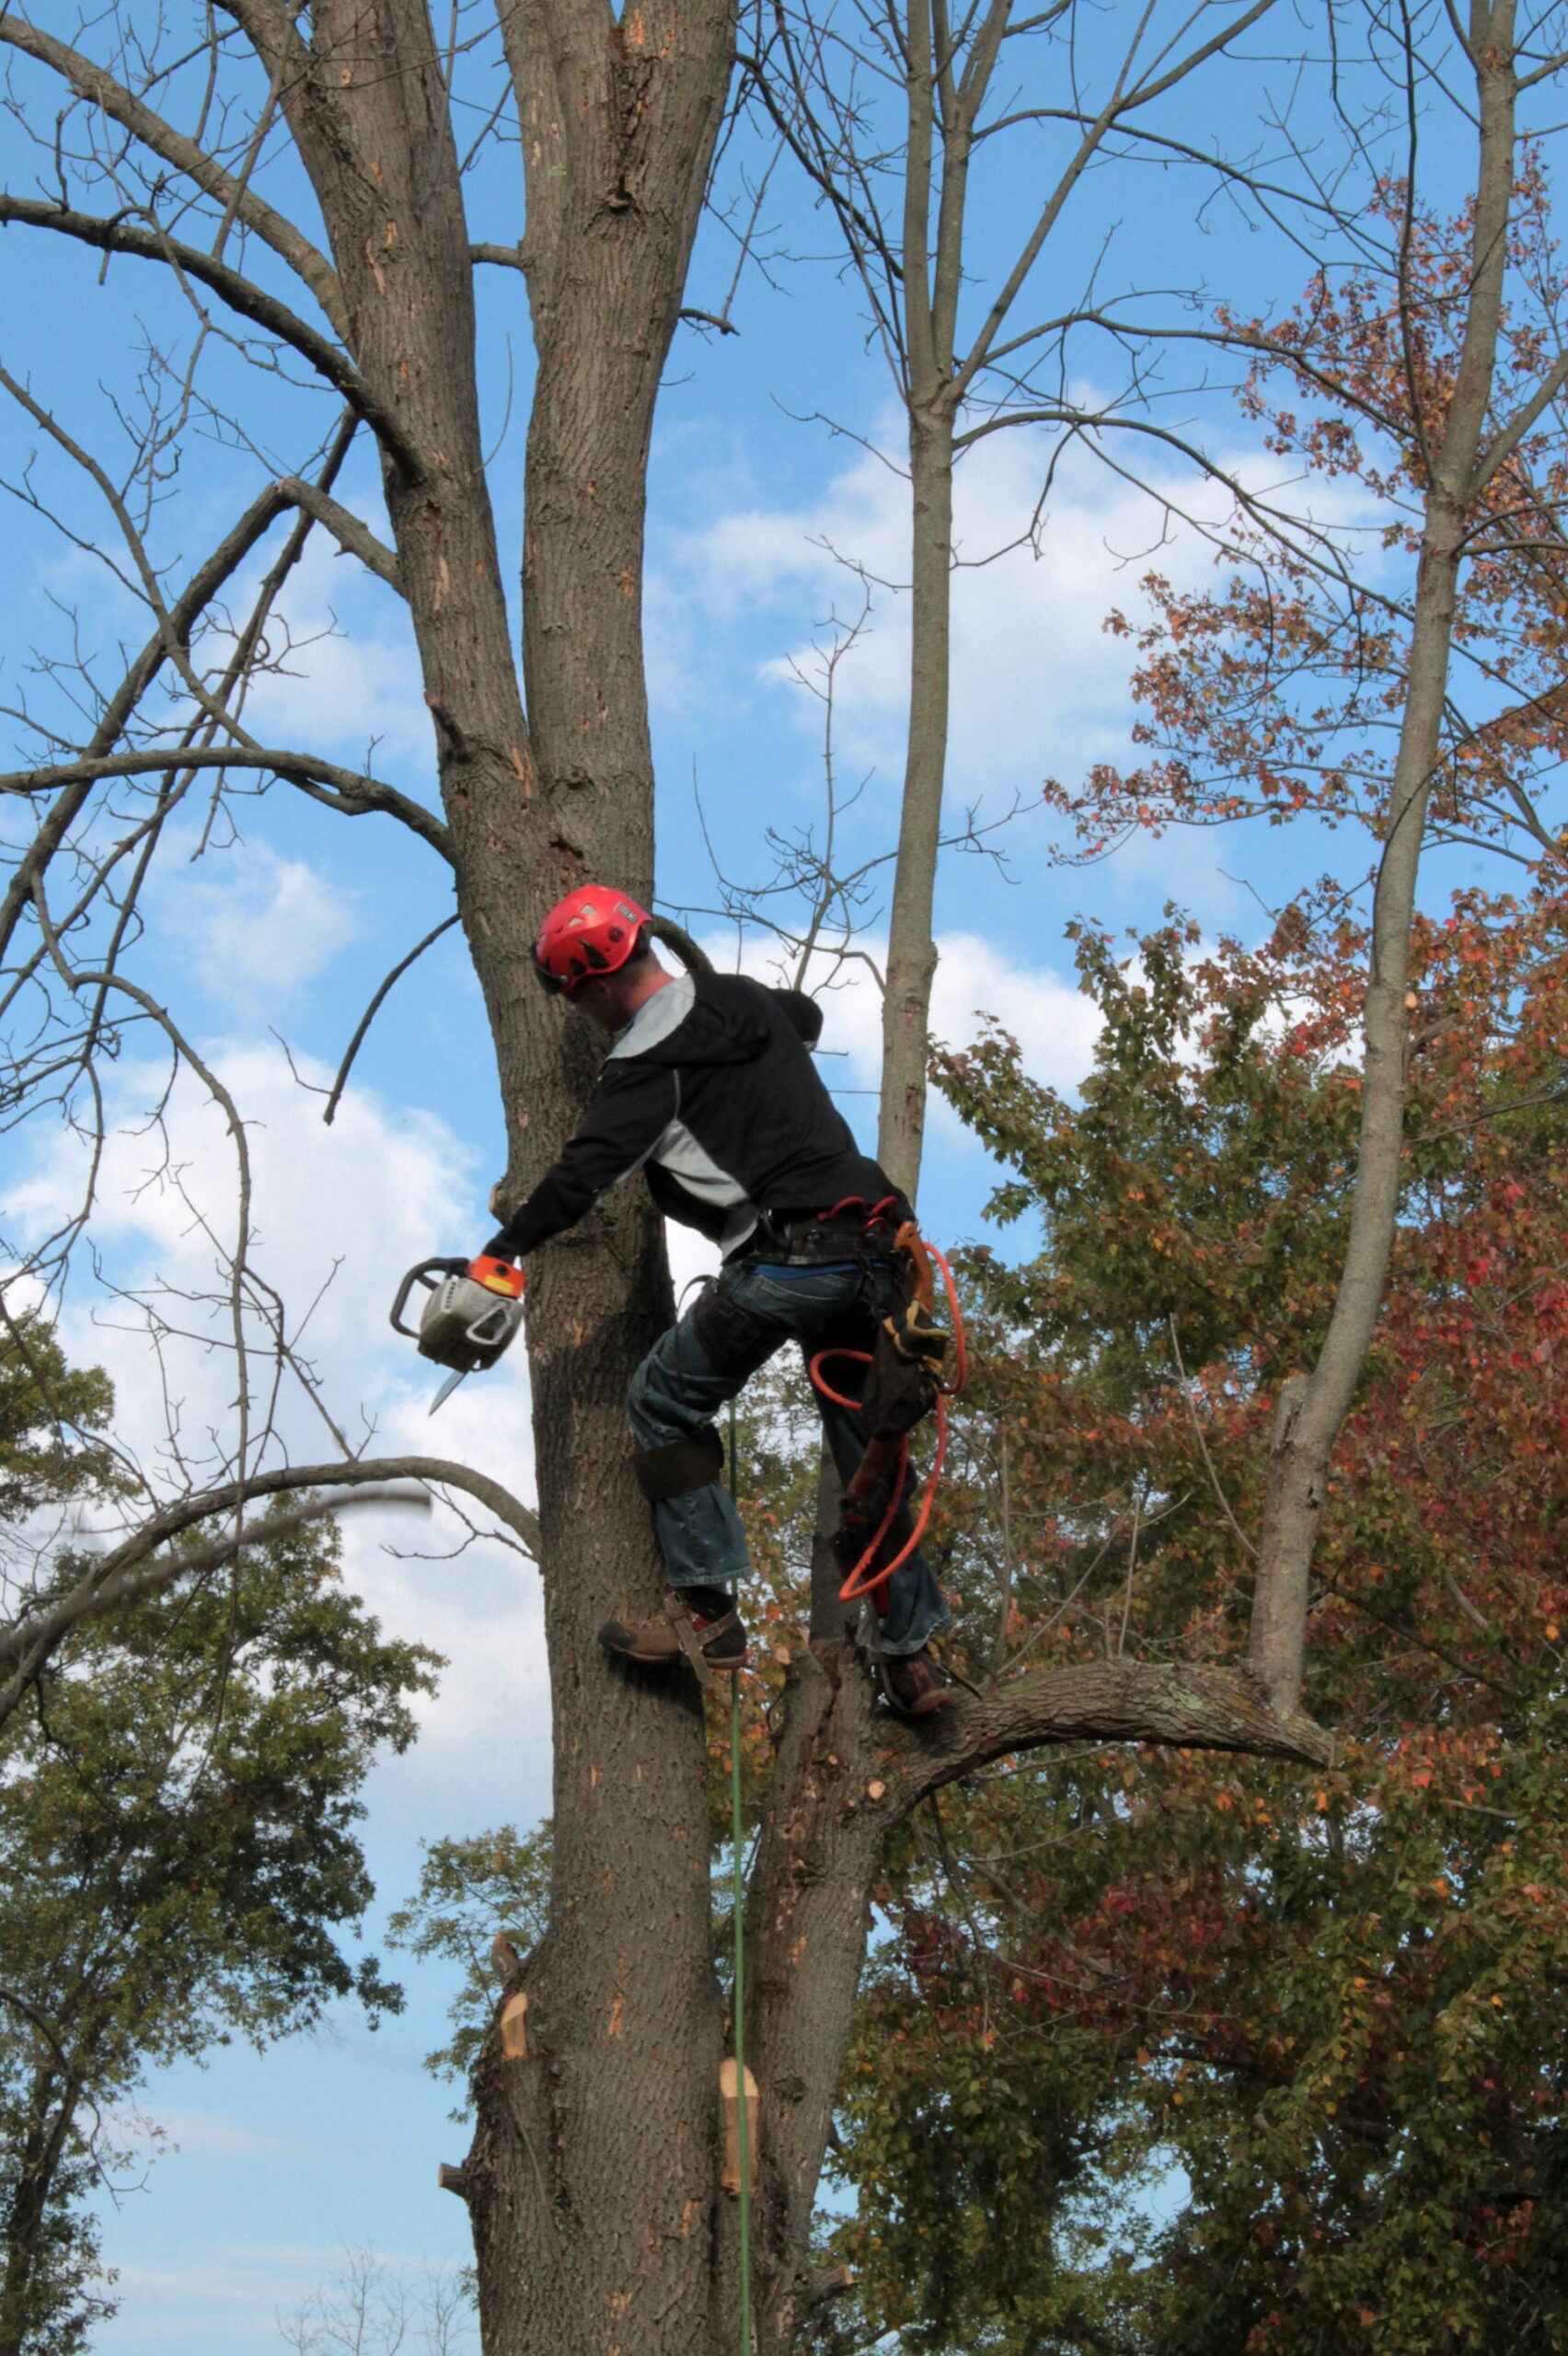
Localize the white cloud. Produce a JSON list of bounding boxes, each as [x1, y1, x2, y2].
[[697, 923, 1101, 1138], [145, 835, 359, 1014], [8, 1038, 548, 1826], [655, 411, 1256, 790], [108, 2243, 472, 2339], [110, 2105, 313, 2161], [651, 409, 1384, 927]]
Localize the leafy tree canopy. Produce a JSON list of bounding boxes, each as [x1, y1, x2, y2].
[[0, 1325, 442, 2356], [808, 878, 1568, 2355]]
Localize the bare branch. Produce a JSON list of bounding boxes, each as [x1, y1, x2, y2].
[[0, 198, 417, 472], [323, 911, 462, 1124], [0, 10, 347, 334], [0, 471, 298, 962], [0, 1484, 433, 1728], [275, 478, 404, 592], [0, 1451, 541, 1724], [951, 0, 1281, 400], [472, 240, 529, 271], [6, 746, 452, 861]]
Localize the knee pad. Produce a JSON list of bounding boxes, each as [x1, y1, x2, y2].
[[691, 1282, 779, 1380], [632, 1425, 725, 1503]]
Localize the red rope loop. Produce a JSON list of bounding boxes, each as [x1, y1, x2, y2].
[[804, 1239, 966, 1608]]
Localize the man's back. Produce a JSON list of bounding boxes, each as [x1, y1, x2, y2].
[[494, 966, 899, 1259]]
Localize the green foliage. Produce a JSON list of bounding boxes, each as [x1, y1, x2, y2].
[[0, 1325, 442, 2355], [387, 1827, 552, 2103], [813, 884, 1568, 2354], [0, 1312, 124, 1538]]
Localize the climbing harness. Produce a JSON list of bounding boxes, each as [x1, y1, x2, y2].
[[389, 1254, 525, 1414], [807, 1217, 967, 1615]]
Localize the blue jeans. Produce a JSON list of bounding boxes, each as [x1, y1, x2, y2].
[[626, 1258, 948, 1658]]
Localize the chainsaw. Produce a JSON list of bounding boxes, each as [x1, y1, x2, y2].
[[390, 1254, 525, 1415]]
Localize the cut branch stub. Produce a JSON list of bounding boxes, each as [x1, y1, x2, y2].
[[500, 1992, 531, 2062], [720, 2056, 759, 2196]]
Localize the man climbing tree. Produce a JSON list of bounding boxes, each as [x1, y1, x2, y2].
[[486, 885, 951, 1713]]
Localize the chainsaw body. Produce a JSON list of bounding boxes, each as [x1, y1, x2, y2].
[[390, 1256, 525, 1378]]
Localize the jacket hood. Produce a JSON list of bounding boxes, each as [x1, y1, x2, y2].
[[607, 969, 779, 1069]]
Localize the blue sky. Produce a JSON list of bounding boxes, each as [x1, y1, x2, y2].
[[0, 3, 1539, 2343]]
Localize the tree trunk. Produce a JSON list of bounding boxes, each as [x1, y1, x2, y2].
[[878, 399, 954, 1203], [485, 2, 742, 2350], [1250, 0, 1519, 1715], [251, 5, 733, 2349], [0, 2066, 77, 2356]]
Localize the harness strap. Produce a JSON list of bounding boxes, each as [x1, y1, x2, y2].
[[671, 1602, 723, 1692]]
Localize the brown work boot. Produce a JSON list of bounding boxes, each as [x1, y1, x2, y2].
[[877, 1647, 953, 1717], [599, 1594, 748, 1679]]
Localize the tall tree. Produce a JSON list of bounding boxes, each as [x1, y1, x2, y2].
[[818, 881, 1568, 2352], [0, 1340, 436, 2356], [0, 10, 1331, 2353], [754, 0, 1326, 1195], [1046, 7, 1568, 1714]]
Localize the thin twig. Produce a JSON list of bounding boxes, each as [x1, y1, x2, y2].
[[323, 912, 461, 1124], [1117, 1483, 1142, 1657], [1169, 1318, 1258, 1561]]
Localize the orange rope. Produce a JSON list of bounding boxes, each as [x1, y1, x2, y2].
[[805, 1239, 966, 1609], [806, 1346, 868, 1412], [930, 1239, 966, 1396]]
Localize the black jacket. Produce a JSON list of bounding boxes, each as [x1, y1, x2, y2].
[[491, 971, 900, 1259]]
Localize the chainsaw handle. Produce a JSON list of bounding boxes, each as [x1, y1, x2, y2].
[[389, 1257, 468, 1338]]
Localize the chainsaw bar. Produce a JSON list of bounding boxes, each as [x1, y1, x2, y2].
[[429, 1364, 471, 1415]]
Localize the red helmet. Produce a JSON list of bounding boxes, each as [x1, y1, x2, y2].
[[532, 886, 652, 995]]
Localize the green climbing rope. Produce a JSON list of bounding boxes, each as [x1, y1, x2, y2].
[[731, 1668, 752, 2356], [726, 1397, 753, 2356]]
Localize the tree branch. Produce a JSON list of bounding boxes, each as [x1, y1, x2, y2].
[[275, 477, 404, 592], [471, 240, 529, 271], [0, 1484, 428, 1727], [5, 746, 452, 861], [1470, 344, 1568, 493], [323, 911, 462, 1123], [0, 1453, 541, 1721], [0, 10, 347, 335], [893, 1657, 1332, 1807], [0, 470, 303, 962], [0, 198, 418, 474]]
